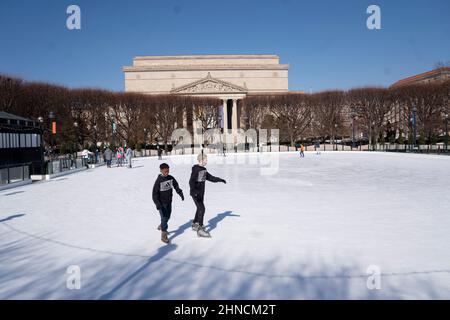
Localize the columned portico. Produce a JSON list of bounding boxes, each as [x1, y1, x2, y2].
[[222, 99, 228, 130], [232, 99, 238, 132], [220, 98, 242, 132]]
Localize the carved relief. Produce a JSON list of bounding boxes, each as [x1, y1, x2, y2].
[[171, 73, 247, 94], [179, 81, 239, 93]]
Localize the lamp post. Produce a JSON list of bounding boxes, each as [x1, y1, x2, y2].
[[93, 124, 98, 149], [49, 111, 56, 157], [445, 113, 449, 152], [217, 113, 224, 156], [37, 117, 45, 173], [333, 123, 338, 151], [351, 111, 357, 150], [412, 104, 417, 151], [112, 121, 117, 148], [73, 121, 79, 153], [144, 128, 148, 156]]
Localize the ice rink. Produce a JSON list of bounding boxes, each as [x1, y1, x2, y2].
[[1, 151, 449, 299]]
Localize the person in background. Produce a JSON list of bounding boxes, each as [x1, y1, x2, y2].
[[117, 147, 124, 167], [157, 145, 163, 160], [104, 147, 112, 168], [126, 146, 133, 168], [81, 149, 93, 169], [315, 141, 321, 155]]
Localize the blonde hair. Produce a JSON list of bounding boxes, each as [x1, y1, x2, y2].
[[197, 153, 207, 163]]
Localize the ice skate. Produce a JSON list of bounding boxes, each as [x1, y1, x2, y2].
[[161, 231, 170, 244], [197, 225, 211, 238], [191, 222, 200, 231]]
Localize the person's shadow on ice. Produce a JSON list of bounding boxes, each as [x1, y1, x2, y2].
[[206, 211, 240, 232]]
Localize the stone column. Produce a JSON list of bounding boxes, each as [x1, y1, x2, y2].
[[222, 99, 228, 131], [232, 99, 238, 132]]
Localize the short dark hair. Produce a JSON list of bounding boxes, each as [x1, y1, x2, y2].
[[160, 163, 169, 170]]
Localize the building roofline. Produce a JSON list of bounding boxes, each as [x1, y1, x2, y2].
[[391, 67, 450, 87], [123, 64, 289, 72], [133, 54, 280, 60], [0, 111, 34, 122]]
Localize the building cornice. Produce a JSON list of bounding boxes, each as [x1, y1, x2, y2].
[[133, 54, 280, 60], [123, 64, 289, 72]]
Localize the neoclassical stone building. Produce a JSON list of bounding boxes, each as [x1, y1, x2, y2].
[[123, 54, 289, 131]]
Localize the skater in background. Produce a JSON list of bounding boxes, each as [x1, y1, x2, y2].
[[152, 163, 184, 244], [117, 147, 124, 167], [315, 141, 321, 155], [126, 146, 133, 168], [189, 153, 226, 237], [157, 145, 163, 160], [104, 146, 112, 168], [81, 149, 93, 169], [300, 144, 305, 158]]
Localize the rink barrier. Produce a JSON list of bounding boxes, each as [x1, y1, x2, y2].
[[0, 162, 32, 191], [131, 142, 449, 157]]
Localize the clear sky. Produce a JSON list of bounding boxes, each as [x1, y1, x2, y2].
[[0, 0, 449, 92]]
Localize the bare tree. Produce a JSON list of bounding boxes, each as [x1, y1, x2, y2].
[[270, 94, 314, 146], [347, 88, 393, 144], [242, 95, 270, 130], [312, 91, 345, 141]]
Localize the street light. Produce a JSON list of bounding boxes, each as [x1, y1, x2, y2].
[[112, 121, 117, 147], [334, 123, 338, 151], [412, 104, 417, 151], [37, 116, 45, 173], [351, 111, 357, 150], [49, 111, 56, 156], [73, 121, 79, 153], [445, 113, 449, 152], [144, 128, 148, 156]]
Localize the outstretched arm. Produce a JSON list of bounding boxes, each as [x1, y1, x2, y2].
[[206, 172, 226, 184]]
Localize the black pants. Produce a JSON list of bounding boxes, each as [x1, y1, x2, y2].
[[192, 195, 205, 226]]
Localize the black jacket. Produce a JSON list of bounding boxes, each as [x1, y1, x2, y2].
[[152, 174, 183, 209], [189, 165, 223, 198]]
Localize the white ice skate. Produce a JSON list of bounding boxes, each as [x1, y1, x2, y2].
[[197, 226, 211, 238]]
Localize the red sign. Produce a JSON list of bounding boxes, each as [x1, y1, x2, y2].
[[52, 121, 57, 134]]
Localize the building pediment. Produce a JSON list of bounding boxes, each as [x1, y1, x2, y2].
[[171, 73, 247, 94]]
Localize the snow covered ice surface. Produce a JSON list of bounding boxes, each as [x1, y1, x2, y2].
[[1, 152, 450, 300]]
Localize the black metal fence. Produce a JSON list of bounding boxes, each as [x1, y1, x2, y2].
[[0, 162, 31, 186]]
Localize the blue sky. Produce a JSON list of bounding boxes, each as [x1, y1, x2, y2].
[[0, 0, 449, 92]]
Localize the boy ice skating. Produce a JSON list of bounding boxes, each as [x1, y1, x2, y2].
[[315, 141, 321, 155], [152, 163, 184, 244], [189, 153, 226, 237], [300, 144, 305, 158]]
